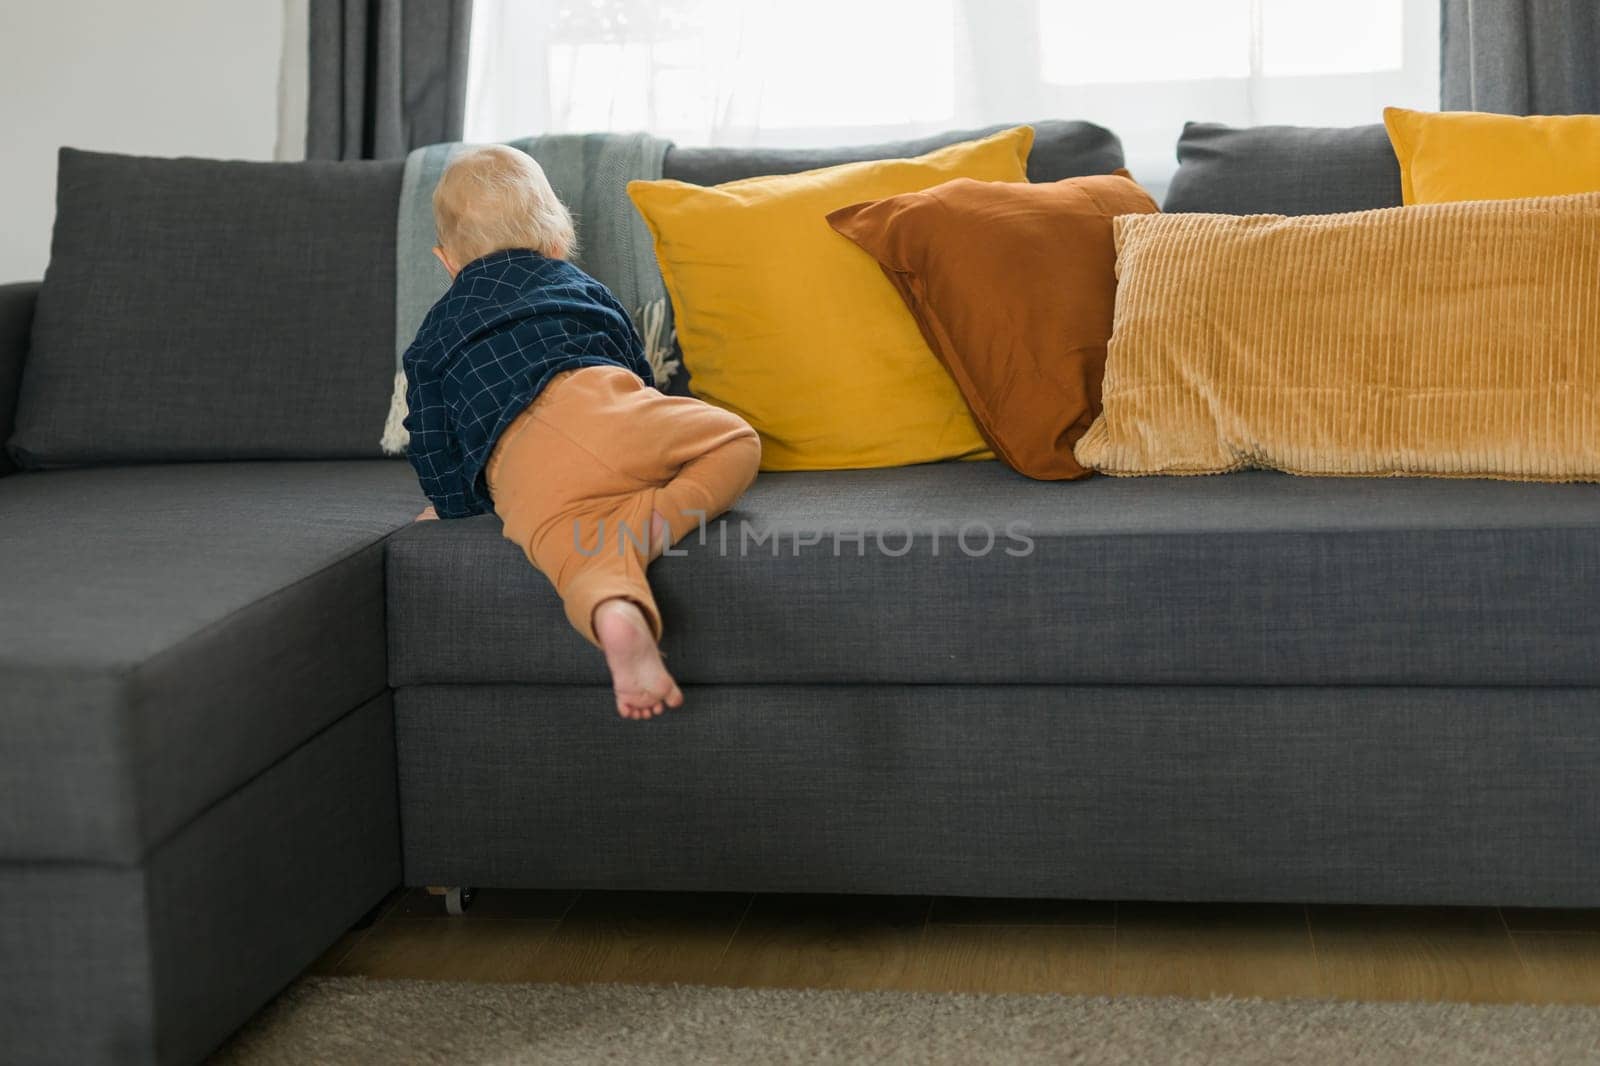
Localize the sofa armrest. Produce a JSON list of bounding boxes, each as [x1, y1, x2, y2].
[[0, 282, 39, 477]]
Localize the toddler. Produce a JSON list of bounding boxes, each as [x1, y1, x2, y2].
[[404, 146, 760, 720]]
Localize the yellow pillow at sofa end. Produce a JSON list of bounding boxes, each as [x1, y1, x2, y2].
[[628, 126, 1035, 471], [1384, 106, 1600, 204]]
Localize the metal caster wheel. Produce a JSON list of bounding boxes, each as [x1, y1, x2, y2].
[[443, 886, 475, 915]]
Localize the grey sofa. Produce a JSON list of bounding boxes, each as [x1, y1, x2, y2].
[[3, 120, 1598, 1064]]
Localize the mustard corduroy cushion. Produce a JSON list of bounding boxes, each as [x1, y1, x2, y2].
[[1384, 106, 1600, 204], [628, 127, 1035, 470], [1075, 193, 1600, 481]]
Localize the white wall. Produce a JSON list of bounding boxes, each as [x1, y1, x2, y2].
[[0, 0, 308, 283]]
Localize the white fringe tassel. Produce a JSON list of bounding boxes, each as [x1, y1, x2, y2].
[[638, 298, 680, 388], [379, 369, 410, 456]]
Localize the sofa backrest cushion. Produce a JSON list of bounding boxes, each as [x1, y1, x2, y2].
[[662, 120, 1124, 187], [1163, 122, 1403, 216], [10, 149, 403, 468]]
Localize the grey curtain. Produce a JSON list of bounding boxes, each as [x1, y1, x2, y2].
[[1441, 0, 1600, 114], [307, 0, 474, 160]]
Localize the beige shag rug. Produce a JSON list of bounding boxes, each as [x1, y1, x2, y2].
[[212, 977, 1600, 1066]]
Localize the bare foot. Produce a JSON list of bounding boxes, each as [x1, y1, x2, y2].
[[593, 598, 683, 720]]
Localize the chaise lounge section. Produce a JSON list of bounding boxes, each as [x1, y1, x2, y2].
[[0, 402, 419, 1062]]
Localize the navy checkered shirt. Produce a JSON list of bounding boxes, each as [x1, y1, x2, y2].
[[402, 249, 653, 518]]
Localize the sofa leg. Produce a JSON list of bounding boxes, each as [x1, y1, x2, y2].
[[425, 885, 476, 915]]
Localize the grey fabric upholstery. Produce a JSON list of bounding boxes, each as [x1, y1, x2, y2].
[[396, 683, 1600, 907], [0, 461, 422, 863], [388, 462, 1600, 689], [0, 282, 36, 477], [1442, 0, 1599, 114], [307, 0, 473, 160], [1162, 123, 1402, 215], [11, 150, 403, 468], [3, 695, 399, 1066], [662, 120, 1124, 186], [7, 117, 1599, 1066]]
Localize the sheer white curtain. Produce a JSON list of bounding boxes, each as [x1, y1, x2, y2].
[[465, 0, 1439, 191]]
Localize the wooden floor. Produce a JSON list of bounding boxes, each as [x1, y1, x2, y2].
[[308, 889, 1600, 1004]]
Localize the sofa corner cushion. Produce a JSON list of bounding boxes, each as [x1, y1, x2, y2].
[[661, 119, 1124, 186], [0, 460, 422, 864], [1163, 122, 1402, 216], [11, 149, 403, 469]]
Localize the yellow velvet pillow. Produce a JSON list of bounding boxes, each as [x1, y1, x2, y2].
[[628, 127, 1035, 470], [1384, 106, 1600, 204]]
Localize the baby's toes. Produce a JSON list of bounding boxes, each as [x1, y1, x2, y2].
[[617, 691, 662, 719]]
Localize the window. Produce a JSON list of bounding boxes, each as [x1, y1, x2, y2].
[[466, 0, 1438, 193]]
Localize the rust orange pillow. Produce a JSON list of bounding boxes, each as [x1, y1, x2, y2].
[[827, 171, 1158, 479]]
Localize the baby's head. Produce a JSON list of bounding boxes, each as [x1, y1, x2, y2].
[[431, 145, 577, 277]]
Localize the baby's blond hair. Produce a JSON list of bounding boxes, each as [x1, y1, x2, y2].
[[432, 145, 577, 266]]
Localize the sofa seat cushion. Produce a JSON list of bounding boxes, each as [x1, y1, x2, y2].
[[0, 461, 422, 864], [388, 462, 1600, 689]]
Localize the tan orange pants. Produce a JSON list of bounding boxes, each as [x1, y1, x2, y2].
[[485, 366, 761, 645]]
